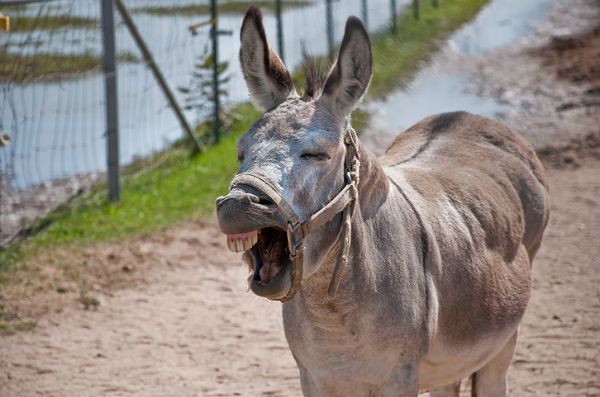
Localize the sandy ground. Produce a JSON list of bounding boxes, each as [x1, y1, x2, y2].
[[1, 0, 600, 396], [1, 157, 598, 396]]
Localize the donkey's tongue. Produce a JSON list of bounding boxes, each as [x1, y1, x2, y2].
[[257, 232, 287, 283], [259, 261, 282, 283]]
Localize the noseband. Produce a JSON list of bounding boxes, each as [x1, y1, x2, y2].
[[230, 127, 360, 302]]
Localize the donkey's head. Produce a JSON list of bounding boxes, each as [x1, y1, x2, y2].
[[216, 7, 372, 301]]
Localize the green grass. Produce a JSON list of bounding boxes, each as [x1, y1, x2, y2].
[[0, 50, 137, 84], [9, 15, 97, 32], [0, 0, 490, 272], [136, 0, 312, 16]]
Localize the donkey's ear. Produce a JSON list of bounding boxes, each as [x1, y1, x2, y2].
[[319, 17, 372, 120], [239, 7, 294, 111]]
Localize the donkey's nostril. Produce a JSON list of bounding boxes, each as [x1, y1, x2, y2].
[[215, 195, 229, 209], [257, 195, 274, 206]]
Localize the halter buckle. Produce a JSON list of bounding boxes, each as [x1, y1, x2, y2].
[[286, 221, 303, 259]]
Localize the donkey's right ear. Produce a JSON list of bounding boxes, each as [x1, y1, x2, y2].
[[239, 7, 294, 111]]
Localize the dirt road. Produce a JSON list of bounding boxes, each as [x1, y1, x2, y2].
[[1, 157, 599, 396], [1, 0, 599, 395]]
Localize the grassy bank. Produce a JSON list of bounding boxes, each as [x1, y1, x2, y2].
[[369, 0, 488, 97], [0, 0, 491, 322], [136, 0, 311, 16], [9, 15, 97, 33], [0, 50, 137, 84]]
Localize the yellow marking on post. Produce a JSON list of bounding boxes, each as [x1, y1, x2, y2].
[[188, 18, 216, 35], [0, 12, 10, 32]]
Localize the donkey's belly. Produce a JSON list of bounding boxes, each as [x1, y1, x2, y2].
[[418, 324, 517, 390]]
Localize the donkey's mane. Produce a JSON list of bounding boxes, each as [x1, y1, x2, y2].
[[301, 57, 329, 101]]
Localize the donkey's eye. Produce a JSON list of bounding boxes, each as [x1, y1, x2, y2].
[[300, 152, 330, 162], [238, 152, 245, 163]]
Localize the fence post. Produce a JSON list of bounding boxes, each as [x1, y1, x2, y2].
[[100, 0, 120, 202], [413, 0, 420, 20], [210, 0, 221, 142], [361, 0, 368, 30], [113, 0, 203, 152], [275, 0, 284, 62], [325, 0, 334, 58], [390, 0, 397, 34]]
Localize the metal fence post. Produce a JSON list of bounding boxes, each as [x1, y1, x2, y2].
[[114, 0, 203, 152], [413, 0, 420, 20], [390, 0, 397, 34], [210, 0, 221, 142], [275, 0, 284, 62], [100, 0, 120, 202], [325, 0, 334, 58], [361, 0, 368, 30]]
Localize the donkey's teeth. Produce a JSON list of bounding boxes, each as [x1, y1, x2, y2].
[[235, 239, 244, 252], [225, 231, 259, 253]]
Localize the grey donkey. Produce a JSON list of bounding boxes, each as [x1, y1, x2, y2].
[[216, 7, 550, 397]]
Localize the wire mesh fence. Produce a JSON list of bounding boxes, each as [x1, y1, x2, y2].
[[0, 0, 413, 245]]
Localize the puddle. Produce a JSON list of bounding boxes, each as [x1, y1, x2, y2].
[[363, 0, 560, 153], [448, 0, 558, 54], [365, 75, 511, 152]]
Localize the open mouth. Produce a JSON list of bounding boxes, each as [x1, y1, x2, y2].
[[226, 227, 289, 286]]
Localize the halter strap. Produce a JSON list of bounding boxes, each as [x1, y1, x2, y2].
[[230, 127, 360, 301]]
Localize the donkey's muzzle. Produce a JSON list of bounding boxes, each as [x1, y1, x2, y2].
[[216, 188, 280, 235]]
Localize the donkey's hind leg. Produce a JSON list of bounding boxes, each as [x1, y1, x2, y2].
[[471, 330, 519, 397], [429, 381, 460, 397]]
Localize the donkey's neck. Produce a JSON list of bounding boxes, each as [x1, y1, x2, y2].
[[297, 138, 424, 316]]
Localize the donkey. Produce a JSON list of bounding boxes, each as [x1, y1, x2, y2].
[[216, 7, 549, 397]]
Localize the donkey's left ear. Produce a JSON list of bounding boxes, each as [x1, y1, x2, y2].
[[319, 16, 372, 120], [239, 7, 295, 111]]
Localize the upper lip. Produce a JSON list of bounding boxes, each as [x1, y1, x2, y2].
[[216, 187, 283, 236]]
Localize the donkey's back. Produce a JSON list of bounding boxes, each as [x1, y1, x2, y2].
[[382, 111, 550, 390]]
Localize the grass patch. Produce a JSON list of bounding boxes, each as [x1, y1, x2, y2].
[[0, 304, 37, 335], [9, 15, 97, 32], [0, 50, 137, 84], [136, 0, 312, 16]]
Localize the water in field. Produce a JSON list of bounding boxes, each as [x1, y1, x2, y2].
[[0, 0, 411, 188], [0, 0, 559, 188], [363, 0, 559, 153]]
